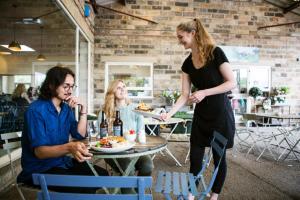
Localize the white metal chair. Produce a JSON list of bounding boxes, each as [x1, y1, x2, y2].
[[1, 131, 25, 200]]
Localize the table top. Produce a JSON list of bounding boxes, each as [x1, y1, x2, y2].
[[246, 113, 300, 120], [144, 117, 184, 125], [88, 136, 167, 159]]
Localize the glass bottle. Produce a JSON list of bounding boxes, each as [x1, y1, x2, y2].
[[99, 111, 108, 139], [113, 110, 123, 136]]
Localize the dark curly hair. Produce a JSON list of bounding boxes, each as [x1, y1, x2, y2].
[[39, 66, 75, 100]]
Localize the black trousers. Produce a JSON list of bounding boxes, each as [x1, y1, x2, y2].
[[23, 159, 108, 193], [189, 145, 227, 194]]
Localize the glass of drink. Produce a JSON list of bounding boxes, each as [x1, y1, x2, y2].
[[87, 120, 98, 146]]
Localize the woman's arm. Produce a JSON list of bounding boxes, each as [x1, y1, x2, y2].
[[162, 72, 191, 120], [189, 62, 236, 103]]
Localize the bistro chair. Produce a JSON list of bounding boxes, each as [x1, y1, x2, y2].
[[0, 131, 25, 200], [32, 174, 152, 200], [155, 131, 227, 200], [276, 127, 300, 162]]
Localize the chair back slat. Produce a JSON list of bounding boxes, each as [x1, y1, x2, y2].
[[138, 178, 146, 200], [164, 172, 172, 193], [32, 174, 151, 188], [33, 174, 152, 200], [0, 131, 22, 140], [211, 141, 224, 158], [180, 173, 189, 196], [188, 173, 198, 196], [213, 131, 227, 147], [3, 141, 21, 150], [155, 171, 164, 193], [38, 192, 153, 200], [172, 172, 180, 195]]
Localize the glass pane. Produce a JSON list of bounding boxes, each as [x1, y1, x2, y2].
[[78, 32, 88, 108], [107, 63, 153, 99]]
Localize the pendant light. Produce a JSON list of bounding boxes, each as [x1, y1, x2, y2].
[[8, 4, 21, 51], [37, 26, 46, 61]]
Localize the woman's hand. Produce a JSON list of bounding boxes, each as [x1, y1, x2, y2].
[[160, 112, 171, 121], [68, 141, 92, 162], [189, 90, 207, 104]]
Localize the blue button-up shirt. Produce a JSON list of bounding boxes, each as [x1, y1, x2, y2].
[[17, 99, 84, 183]]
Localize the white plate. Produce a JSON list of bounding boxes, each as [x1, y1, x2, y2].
[[90, 141, 135, 153], [133, 110, 162, 120]]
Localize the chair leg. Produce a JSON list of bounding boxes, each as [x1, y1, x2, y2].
[[15, 183, 26, 200], [185, 147, 190, 164]]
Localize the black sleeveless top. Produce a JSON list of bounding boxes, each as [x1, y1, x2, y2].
[[181, 46, 235, 148]]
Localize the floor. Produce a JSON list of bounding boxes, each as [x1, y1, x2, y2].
[[0, 141, 299, 200]]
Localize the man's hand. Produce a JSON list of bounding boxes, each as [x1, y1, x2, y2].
[[65, 96, 86, 113], [68, 141, 92, 162], [189, 90, 206, 104]]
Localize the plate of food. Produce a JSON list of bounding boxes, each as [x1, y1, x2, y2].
[[134, 103, 164, 120], [91, 136, 135, 153]]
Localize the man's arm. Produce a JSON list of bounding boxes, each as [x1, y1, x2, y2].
[[34, 141, 92, 162]]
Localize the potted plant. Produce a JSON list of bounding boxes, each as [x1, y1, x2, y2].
[[271, 86, 290, 105], [249, 87, 262, 113], [162, 89, 181, 106]]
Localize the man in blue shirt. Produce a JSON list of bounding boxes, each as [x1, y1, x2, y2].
[[17, 66, 108, 188]]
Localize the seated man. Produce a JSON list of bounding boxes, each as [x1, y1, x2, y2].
[[17, 66, 108, 191]]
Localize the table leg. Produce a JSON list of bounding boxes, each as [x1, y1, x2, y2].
[[146, 124, 158, 136], [86, 160, 110, 194], [165, 147, 182, 166], [111, 157, 140, 194], [167, 122, 179, 140]]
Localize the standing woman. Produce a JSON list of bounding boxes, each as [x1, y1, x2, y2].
[[161, 18, 236, 200]]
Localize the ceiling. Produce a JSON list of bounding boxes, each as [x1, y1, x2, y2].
[[264, 0, 300, 16], [0, 0, 75, 56]]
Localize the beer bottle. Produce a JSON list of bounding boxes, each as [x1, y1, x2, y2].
[[113, 110, 123, 136], [99, 111, 108, 138]]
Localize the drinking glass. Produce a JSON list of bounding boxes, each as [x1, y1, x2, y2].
[[87, 120, 98, 147]]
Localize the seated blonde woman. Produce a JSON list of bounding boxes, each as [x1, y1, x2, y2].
[[98, 80, 153, 193]]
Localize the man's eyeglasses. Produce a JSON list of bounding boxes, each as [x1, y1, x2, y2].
[[62, 83, 77, 91]]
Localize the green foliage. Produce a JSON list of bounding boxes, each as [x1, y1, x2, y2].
[[248, 87, 262, 99], [162, 89, 181, 102]]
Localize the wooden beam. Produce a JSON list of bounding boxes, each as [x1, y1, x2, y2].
[[283, 2, 300, 14], [85, 1, 158, 24], [258, 21, 300, 30]]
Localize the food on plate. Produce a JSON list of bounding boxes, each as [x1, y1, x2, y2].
[[95, 136, 128, 148], [136, 102, 153, 111]]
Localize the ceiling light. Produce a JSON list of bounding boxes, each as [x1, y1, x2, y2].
[[8, 41, 21, 51], [37, 54, 46, 61], [1, 45, 35, 52], [9, 4, 21, 51], [37, 26, 46, 61]]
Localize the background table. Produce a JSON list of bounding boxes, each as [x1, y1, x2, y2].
[[144, 118, 184, 166]]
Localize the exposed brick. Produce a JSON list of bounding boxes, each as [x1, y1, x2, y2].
[[175, 2, 188, 7]]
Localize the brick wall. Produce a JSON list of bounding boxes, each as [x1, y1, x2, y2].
[[93, 0, 300, 113]]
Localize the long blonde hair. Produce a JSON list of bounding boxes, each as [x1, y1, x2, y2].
[[103, 80, 130, 121], [177, 18, 215, 65], [12, 83, 26, 99]]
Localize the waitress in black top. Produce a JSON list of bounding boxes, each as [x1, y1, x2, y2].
[[161, 18, 236, 200]]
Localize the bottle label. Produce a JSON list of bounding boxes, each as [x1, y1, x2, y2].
[[99, 128, 108, 138], [113, 126, 122, 136]]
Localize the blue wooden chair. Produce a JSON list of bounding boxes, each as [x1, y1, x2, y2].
[[155, 131, 228, 200], [32, 174, 152, 200]]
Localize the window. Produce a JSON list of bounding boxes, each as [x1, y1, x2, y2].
[[105, 62, 153, 99]]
